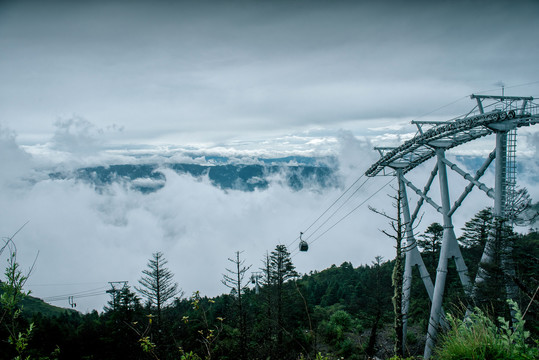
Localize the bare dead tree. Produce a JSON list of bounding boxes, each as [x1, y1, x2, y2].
[[369, 189, 407, 357], [222, 251, 251, 360]]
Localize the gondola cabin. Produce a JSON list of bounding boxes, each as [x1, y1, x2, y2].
[[299, 240, 309, 252]]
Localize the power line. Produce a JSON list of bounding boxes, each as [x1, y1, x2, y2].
[[43, 286, 108, 302], [286, 172, 367, 249], [302, 176, 371, 242], [307, 177, 395, 247], [27, 281, 105, 287], [411, 96, 469, 123], [44, 291, 107, 303], [290, 176, 394, 258], [303, 174, 366, 235]]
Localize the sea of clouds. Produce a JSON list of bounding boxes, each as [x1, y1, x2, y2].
[[0, 118, 537, 312]]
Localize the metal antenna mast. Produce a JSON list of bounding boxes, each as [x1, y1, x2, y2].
[[365, 94, 538, 358]]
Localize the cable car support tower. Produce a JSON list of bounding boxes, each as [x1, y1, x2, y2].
[[364, 94, 538, 358]]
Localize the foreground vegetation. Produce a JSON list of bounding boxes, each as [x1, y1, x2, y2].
[[1, 208, 538, 359], [435, 300, 538, 360]]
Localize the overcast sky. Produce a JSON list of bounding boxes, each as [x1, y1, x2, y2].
[[1, 0, 538, 311], [2, 0, 538, 148]]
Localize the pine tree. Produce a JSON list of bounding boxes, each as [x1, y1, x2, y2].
[[366, 255, 384, 357], [103, 285, 144, 358], [458, 208, 493, 249], [463, 208, 516, 318], [417, 222, 443, 273], [458, 208, 494, 283], [269, 244, 298, 355], [104, 284, 141, 317], [135, 252, 181, 329]]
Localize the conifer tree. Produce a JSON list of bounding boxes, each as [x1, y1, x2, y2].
[[135, 252, 181, 329], [458, 208, 493, 249], [417, 222, 443, 273], [366, 255, 384, 357], [269, 244, 298, 355], [103, 285, 144, 358]]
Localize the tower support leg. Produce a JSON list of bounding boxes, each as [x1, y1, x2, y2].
[[472, 132, 507, 302], [399, 170, 436, 354], [424, 149, 470, 359]]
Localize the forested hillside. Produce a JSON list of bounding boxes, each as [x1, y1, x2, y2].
[[1, 209, 538, 360], [49, 157, 338, 193]]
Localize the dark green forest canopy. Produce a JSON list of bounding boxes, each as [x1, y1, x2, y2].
[[1, 215, 538, 360]]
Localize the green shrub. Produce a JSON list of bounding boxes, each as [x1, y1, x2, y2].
[[330, 310, 352, 330], [434, 300, 538, 360]]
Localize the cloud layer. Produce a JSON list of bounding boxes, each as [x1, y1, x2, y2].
[[1, 120, 537, 312], [1, 130, 398, 311], [1, 0, 538, 146]]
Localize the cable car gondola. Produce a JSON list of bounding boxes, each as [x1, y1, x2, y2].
[[299, 232, 309, 252]]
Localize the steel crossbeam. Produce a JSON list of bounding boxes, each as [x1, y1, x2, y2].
[[401, 176, 442, 214], [448, 150, 496, 217], [441, 157, 495, 199], [411, 164, 438, 224]]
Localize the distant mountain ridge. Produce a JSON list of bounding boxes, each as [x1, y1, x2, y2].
[[49, 156, 340, 193]]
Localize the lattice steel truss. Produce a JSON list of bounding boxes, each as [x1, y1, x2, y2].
[[366, 95, 537, 177], [365, 95, 538, 358]]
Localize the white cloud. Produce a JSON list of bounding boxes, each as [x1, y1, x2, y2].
[[1, 118, 537, 313], [0, 131, 396, 312], [50, 117, 123, 154], [0, 126, 37, 188]]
